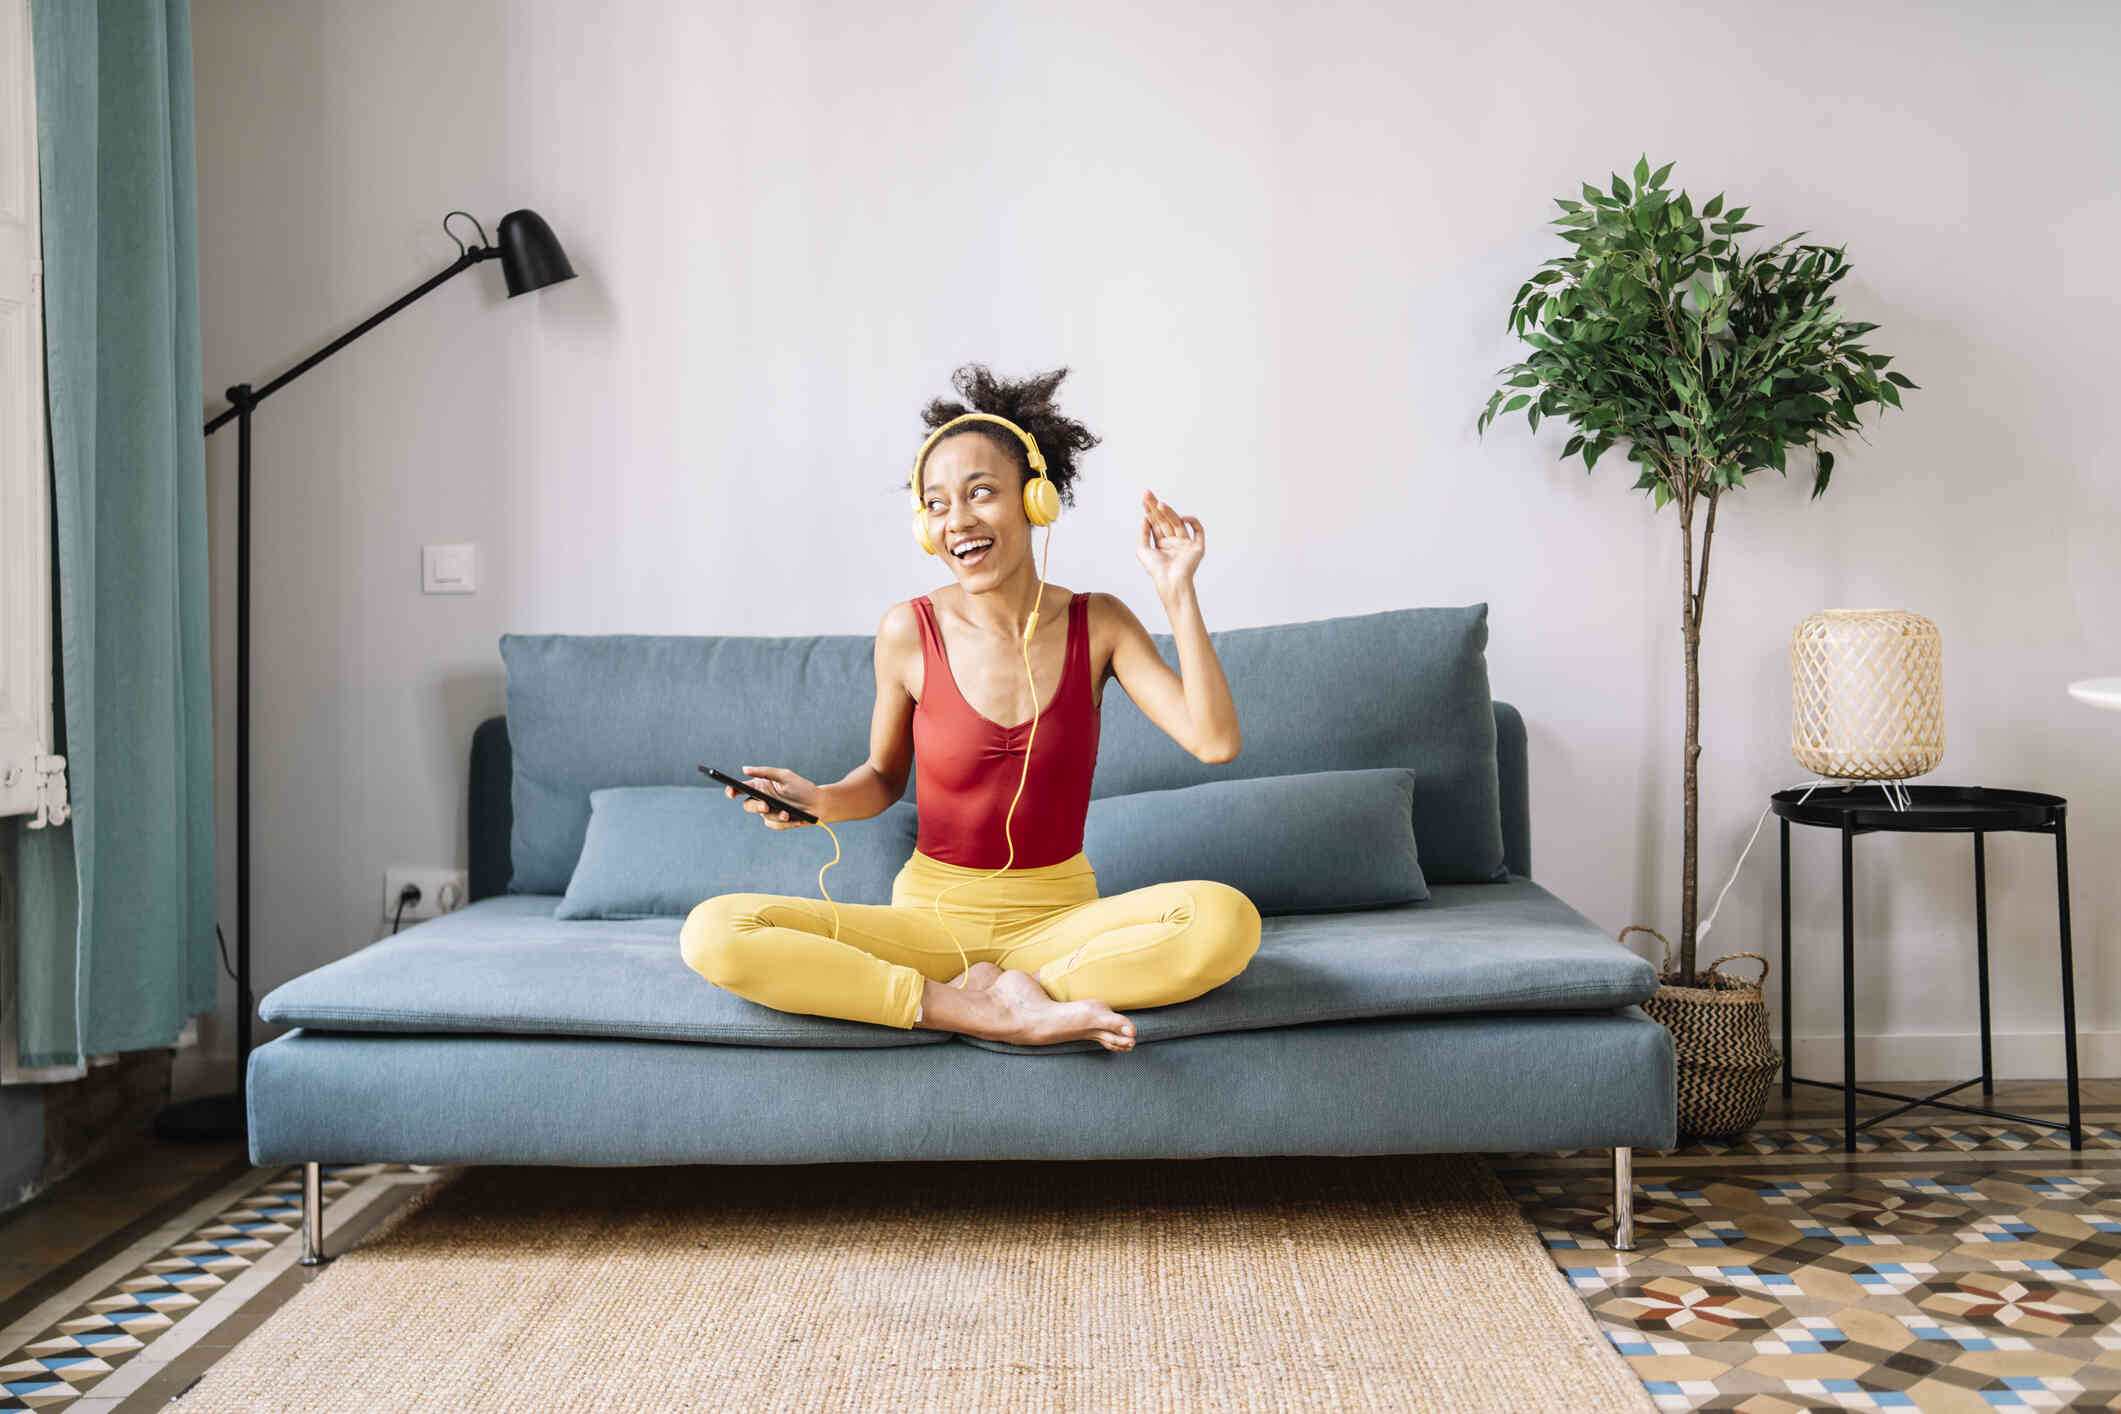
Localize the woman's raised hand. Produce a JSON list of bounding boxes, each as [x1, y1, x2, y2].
[[1136, 488, 1206, 598], [726, 765, 820, 830]]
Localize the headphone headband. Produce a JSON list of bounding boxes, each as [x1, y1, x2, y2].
[[908, 412, 1048, 507]]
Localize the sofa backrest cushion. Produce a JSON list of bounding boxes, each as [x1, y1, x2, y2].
[[499, 602, 1506, 895], [556, 788, 920, 920], [1090, 603, 1504, 883], [468, 703, 1534, 901], [1083, 768, 1428, 915]]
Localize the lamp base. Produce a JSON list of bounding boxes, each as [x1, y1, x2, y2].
[[153, 1090, 246, 1142]]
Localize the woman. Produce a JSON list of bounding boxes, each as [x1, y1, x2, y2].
[[679, 363, 1260, 1053]]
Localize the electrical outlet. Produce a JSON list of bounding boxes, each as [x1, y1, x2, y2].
[[383, 866, 469, 925]]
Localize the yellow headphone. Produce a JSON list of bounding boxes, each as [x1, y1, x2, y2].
[[911, 412, 1061, 556]]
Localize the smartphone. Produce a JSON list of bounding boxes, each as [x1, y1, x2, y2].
[[699, 765, 818, 824]]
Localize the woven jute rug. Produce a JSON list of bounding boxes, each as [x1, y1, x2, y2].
[[177, 1153, 1653, 1413]]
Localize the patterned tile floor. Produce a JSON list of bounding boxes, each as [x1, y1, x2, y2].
[[1494, 1099, 2121, 1413], [3, 1088, 2116, 1411]]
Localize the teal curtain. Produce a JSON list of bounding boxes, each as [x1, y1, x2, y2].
[[9, 0, 214, 1068]]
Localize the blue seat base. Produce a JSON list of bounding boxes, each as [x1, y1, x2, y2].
[[246, 1006, 1675, 1166]]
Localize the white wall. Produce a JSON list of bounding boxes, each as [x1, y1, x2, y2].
[[180, 0, 2121, 1098]]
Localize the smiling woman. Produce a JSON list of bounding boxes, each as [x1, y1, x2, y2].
[[680, 361, 1260, 1058]]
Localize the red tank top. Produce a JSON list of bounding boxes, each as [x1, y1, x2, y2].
[[910, 591, 1100, 869]]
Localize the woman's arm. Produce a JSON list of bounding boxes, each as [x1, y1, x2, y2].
[[812, 601, 920, 822], [1103, 589, 1241, 763], [1101, 492, 1242, 763]]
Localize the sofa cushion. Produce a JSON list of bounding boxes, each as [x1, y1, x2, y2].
[[960, 878, 1656, 1054], [558, 788, 918, 920], [256, 879, 1652, 1052], [259, 894, 953, 1049], [499, 603, 1507, 895], [1091, 602, 1505, 883], [245, 1010, 1679, 1167], [1083, 768, 1427, 915]]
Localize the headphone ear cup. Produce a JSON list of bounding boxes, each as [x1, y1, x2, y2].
[[913, 508, 937, 555], [1023, 475, 1060, 527]]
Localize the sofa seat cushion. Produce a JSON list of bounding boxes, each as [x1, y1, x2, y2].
[[961, 877, 1657, 1053], [257, 880, 1653, 1053], [258, 894, 953, 1049]]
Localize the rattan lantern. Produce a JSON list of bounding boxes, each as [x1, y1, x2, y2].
[[1790, 609, 1943, 781]]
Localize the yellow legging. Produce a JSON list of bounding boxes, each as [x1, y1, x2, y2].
[[679, 847, 1262, 1030]]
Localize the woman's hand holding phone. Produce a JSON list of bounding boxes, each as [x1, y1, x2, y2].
[[726, 765, 820, 830]]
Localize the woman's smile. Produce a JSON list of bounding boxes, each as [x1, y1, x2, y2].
[[949, 534, 996, 569]]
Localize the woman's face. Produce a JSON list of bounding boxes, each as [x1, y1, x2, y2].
[[919, 434, 1026, 582]]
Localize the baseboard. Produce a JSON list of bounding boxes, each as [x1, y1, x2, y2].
[[1788, 1030, 2119, 1083]]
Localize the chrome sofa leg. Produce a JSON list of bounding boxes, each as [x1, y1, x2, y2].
[[1611, 1146, 1635, 1252], [299, 1161, 332, 1266]]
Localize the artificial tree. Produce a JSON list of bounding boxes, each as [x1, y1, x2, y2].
[[1477, 155, 1914, 987]]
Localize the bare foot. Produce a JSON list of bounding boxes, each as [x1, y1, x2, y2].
[[949, 961, 1005, 991], [913, 970, 1137, 1052], [988, 968, 1136, 1052]]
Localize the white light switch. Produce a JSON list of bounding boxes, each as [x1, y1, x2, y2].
[[422, 543, 478, 595]]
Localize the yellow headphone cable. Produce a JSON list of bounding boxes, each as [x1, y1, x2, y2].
[[801, 412, 1060, 994]]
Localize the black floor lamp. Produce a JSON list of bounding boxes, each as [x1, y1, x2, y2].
[[154, 209, 575, 1142]]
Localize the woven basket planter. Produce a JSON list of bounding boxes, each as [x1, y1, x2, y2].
[[1790, 609, 1943, 780], [1624, 926, 1783, 1139]]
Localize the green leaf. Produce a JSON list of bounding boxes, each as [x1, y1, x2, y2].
[[1585, 439, 1608, 469], [1611, 172, 1631, 203], [1885, 371, 1917, 388], [1581, 182, 1606, 207], [1555, 197, 1583, 213], [1563, 435, 1585, 458], [1702, 192, 1724, 218], [1633, 154, 1650, 189], [1508, 372, 1540, 387], [1502, 394, 1531, 412], [1652, 479, 1672, 509], [1530, 269, 1563, 285], [1649, 160, 1674, 189]]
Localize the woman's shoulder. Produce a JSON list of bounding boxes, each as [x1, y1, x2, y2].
[[875, 599, 925, 657]]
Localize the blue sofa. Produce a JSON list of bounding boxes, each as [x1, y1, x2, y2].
[[246, 603, 1674, 1264]]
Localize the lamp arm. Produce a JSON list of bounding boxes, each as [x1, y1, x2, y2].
[[203, 247, 492, 435]]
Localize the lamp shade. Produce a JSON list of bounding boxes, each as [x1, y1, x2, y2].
[[1790, 608, 1944, 780], [495, 209, 576, 296]]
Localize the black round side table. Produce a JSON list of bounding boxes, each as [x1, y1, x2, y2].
[[1772, 784, 2078, 1152]]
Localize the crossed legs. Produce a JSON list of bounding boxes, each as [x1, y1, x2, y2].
[[679, 876, 1261, 1052]]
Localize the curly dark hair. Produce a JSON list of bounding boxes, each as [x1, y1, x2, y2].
[[903, 362, 1101, 511]]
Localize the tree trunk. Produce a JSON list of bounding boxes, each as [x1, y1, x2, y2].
[[1681, 598, 1701, 987], [1677, 471, 1701, 987]]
